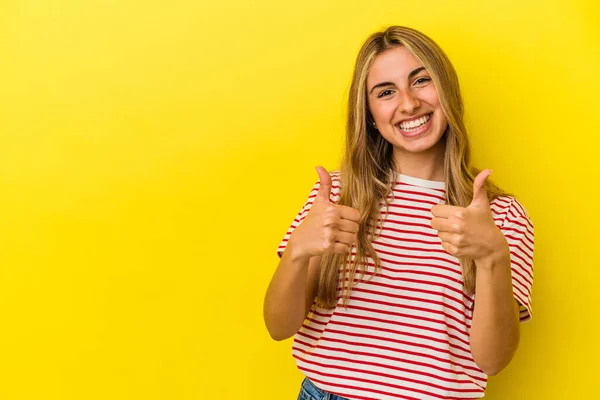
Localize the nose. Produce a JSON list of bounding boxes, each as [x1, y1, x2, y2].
[[398, 90, 420, 114]]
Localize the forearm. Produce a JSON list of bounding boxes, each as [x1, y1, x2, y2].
[[470, 251, 520, 376], [263, 245, 311, 341]]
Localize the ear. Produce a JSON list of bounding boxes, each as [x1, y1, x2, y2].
[[366, 112, 377, 130]]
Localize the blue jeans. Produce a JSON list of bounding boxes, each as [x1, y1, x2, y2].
[[297, 377, 350, 400]]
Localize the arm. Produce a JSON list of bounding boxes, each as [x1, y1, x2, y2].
[[263, 166, 360, 341], [263, 252, 321, 341], [470, 242, 520, 376], [431, 170, 534, 376]]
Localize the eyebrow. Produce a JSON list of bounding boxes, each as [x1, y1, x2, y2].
[[369, 66, 427, 94]]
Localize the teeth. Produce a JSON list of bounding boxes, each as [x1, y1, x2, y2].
[[399, 114, 431, 130]]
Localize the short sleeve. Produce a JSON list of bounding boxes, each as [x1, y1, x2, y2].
[[499, 198, 535, 322], [276, 172, 342, 258]]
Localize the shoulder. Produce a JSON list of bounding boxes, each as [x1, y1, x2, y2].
[[318, 168, 342, 193], [329, 170, 342, 185], [305, 169, 342, 204], [490, 195, 534, 230]]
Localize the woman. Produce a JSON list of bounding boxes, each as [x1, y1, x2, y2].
[[264, 26, 534, 400]]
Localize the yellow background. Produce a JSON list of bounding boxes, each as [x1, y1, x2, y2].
[[1, 0, 598, 399]]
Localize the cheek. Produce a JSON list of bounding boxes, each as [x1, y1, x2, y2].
[[421, 88, 442, 108], [437, 110, 449, 134], [435, 109, 448, 127], [370, 102, 397, 121], [421, 91, 447, 127]]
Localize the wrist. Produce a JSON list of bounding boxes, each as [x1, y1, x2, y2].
[[476, 232, 510, 270], [285, 238, 312, 264]]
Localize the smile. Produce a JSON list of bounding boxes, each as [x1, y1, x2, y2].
[[397, 113, 432, 133]]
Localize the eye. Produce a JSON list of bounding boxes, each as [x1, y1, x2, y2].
[[377, 89, 394, 98], [414, 77, 431, 86]]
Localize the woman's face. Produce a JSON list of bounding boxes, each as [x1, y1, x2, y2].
[[366, 46, 448, 157]]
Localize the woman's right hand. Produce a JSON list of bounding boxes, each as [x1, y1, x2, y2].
[[287, 166, 361, 261]]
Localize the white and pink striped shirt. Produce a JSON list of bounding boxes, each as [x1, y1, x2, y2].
[[277, 172, 534, 400]]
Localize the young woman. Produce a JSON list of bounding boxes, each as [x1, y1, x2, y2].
[[264, 26, 534, 400]]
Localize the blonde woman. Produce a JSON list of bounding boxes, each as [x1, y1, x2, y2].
[[264, 26, 534, 400]]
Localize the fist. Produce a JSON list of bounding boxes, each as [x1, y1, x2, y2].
[[288, 166, 361, 260], [431, 169, 508, 263]]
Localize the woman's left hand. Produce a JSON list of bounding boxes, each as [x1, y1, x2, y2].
[[431, 169, 510, 267]]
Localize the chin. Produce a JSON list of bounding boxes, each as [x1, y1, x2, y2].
[[398, 131, 445, 154], [400, 141, 440, 154]]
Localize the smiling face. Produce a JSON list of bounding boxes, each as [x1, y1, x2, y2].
[[366, 46, 449, 167]]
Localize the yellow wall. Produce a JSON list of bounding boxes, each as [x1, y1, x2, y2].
[[0, 0, 598, 398]]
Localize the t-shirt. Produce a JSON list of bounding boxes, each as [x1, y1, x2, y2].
[[277, 172, 534, 400]]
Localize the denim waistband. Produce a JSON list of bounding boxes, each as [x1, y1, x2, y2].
[[300, 377, 350, 400]]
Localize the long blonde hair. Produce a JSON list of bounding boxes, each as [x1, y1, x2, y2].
[[316, 26, 507, 308]]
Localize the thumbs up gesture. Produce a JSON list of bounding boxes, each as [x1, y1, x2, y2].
[[287, 166, 362, 261], [431, 170, 509, 266]]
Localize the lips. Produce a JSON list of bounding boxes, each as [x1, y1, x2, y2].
[[397, 113, 432, 131], [395, 112, 433, 137]]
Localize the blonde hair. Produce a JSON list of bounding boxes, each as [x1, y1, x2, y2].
[[316, 26, 507, 308]]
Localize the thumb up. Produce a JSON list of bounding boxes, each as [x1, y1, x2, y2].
[[286, 166, 361, 261]]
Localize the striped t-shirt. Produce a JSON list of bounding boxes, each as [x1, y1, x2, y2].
[[277, 172, 534, 400]]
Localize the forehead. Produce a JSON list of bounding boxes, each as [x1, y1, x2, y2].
[[367, 46, 423, 87]]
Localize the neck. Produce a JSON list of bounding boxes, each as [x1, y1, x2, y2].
[[393, 141, 445, 182]]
